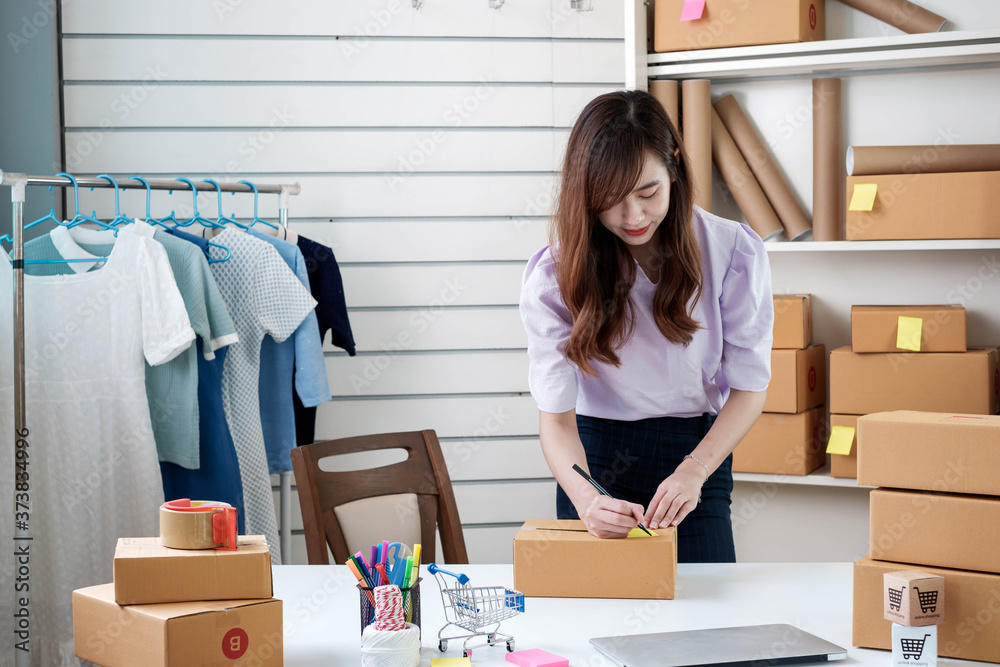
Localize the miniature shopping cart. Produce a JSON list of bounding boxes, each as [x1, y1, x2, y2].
[[427, 563, 525, 656], [914, 586, 938, 613], [888, 585, 905, 611], [900, 634, 932, 660]]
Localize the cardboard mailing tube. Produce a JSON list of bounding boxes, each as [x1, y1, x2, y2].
[[812, 78, 842, 241], [848, 144, 1000, 176], [710, 108, 783, 241], [650, 79, 681, 135], [836, 0, 949, 34], [682, 79, 713, 212], [714, 95, 812, 240]]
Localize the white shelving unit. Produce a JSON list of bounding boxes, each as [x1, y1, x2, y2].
[[765, 239, 1000, 252], [733, 467, 874, 489]]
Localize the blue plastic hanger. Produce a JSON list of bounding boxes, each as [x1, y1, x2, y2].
[[177, 177, 229, 231], [130, 176, 169, 230], [0, 234, 11, 249], [23, 173, 113, 266], [59, 172, 114, 231], [93, 174, 131, 228], [203, 179, 247, 230], [237, 180, 279, 230], [194, 179, 234, 263]]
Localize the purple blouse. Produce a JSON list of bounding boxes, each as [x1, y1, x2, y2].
[[519, 207, 773, 420]]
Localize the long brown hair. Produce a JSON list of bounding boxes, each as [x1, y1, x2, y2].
[[553, 89, 702, 377]]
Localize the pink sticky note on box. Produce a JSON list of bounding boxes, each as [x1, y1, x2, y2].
[[679, 0, 706, 21], [506, 648, 569, 667]]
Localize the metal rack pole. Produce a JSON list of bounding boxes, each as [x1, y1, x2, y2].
[[277, 185, 293, 565]]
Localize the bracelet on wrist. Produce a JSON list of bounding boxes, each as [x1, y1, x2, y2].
[[683, 453, 711, 478]]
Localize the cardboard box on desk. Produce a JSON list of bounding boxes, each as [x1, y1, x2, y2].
[[513, 520, 676, 600], [829, 414, 859, 480], [858, 411, 1000, 495], [884, 571, 945, 627], [870, 488, 1000, 575], [114, 536, 272, 605], [764, 345, 826, 414], [847, 172, 1000, 241], [773, 294, 812, 350], [733, 407, 825, 475], [73, 583, 282, 667], [853, 556, 1000, 663], [852, 305, 966, 354], [830, 346, 999, 416], [654, 0, 824, 53]]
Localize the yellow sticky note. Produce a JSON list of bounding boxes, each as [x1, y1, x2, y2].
[[849, 183, 878, 211], [431, 659, 472, 667], [826, 426, 856, 456], [627, 527, 659, 538], [897, 316, 923, 352]]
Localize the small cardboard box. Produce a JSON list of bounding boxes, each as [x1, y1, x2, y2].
[[857, 411, 1000, 495], [846, 172, 1000, 241], [513, 520, 676, 599], [764, 345, 826, 414], [884, 571, 945, 627], [733, 407, 825, 475], [870, 488, 1000, 575], [853, 555, 1000, 663], [73, 583, 282, 667], [829, 346, 999, 416], [892, 623, 937, 667], [851, 306, 966, 354], [114, 536, 272, 605], [654, 0, 824, 53], [773, 294, 812, 350], [829, 414, 859, 480]]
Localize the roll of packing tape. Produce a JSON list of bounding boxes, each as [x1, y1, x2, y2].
[[159, 499, 238, 551]]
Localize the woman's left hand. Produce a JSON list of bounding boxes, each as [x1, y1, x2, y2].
[[643, 459, 709, 529]]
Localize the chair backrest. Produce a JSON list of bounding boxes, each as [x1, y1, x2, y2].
[[290, 430, 469, 565]]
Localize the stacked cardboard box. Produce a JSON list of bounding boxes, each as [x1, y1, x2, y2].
[[853, 412, 1000, 664], [73, 536, 282, 667], [734, 295, 827, 475], [828, 305, 988, 479]]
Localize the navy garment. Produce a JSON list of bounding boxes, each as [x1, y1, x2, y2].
[[556, 413, 735, 563], [294, 236, 356, 445], [161, 227, 246, 532]]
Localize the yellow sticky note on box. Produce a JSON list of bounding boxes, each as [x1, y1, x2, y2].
[[849, 183, 878, 211], [627, 527, 659, 538], [826, 426, 856, 456], [897, 316, 923, 351]]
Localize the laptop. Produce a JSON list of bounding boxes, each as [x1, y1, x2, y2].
[[590, 623, 848, 667]]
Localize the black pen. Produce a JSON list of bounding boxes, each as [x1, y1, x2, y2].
[[572, 464, 652, 536]]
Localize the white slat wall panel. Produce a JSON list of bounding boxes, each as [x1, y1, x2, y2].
[[62, 0, 623, 565]]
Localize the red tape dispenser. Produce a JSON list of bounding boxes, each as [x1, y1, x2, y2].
[[159, 499, 238, 551]]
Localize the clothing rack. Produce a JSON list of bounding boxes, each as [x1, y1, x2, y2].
[[2, 173, 302, 592]]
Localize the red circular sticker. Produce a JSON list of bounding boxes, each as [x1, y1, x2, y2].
[[808, 367, 817, 391], [222, 628, 249, 660], [809, 4, 817, 30]]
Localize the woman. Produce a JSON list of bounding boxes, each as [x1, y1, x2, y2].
[[519, 89, 773, 563]]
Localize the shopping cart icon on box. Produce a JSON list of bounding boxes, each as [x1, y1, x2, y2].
[[888, 585, 906, 612], [914, 586, 938, 613], [900, 633, 932, 660]]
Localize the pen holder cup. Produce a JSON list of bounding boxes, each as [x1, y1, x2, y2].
[[357, 578, 422, 636]]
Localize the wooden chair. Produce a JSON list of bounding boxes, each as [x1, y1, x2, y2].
[[290, 430, 469, 565]]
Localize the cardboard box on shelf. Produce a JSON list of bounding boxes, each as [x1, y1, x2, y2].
[[857, 411, 1000, 495], [73, 583, 282, 667], [846, 171, 1000, 241], [764, 345, 826, 414], [830, 414, 859, 480], [654, 0, 824, 53], [884, 571, 945, 627], [851, 305, 967, 354], [854, 555, 1000, 663], [870, 488, 1000, 575], [773, 294, 812, 350], [829, 346, 999, 416], [513, 520, 676, 599], [733, 407, 825, 475], [113, 536, 272, 605]]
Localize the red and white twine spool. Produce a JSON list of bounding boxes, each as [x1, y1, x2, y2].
[[374, 585, 406, 631]]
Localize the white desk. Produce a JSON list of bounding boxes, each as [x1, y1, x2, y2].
[[273, 563, 983, 666]]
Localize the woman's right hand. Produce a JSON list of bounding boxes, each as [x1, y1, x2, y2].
[[581, 495, 647, 539]]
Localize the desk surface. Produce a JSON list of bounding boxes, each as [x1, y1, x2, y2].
[[273, 562, 983, 666]]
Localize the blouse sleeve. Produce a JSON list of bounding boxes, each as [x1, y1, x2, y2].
[[518, 247, 579, 414], [139, 237, 197, 366], [719, 224, 773, 393]]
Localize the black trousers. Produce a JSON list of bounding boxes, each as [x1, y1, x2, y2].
[[556, 412, 736, 563]]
